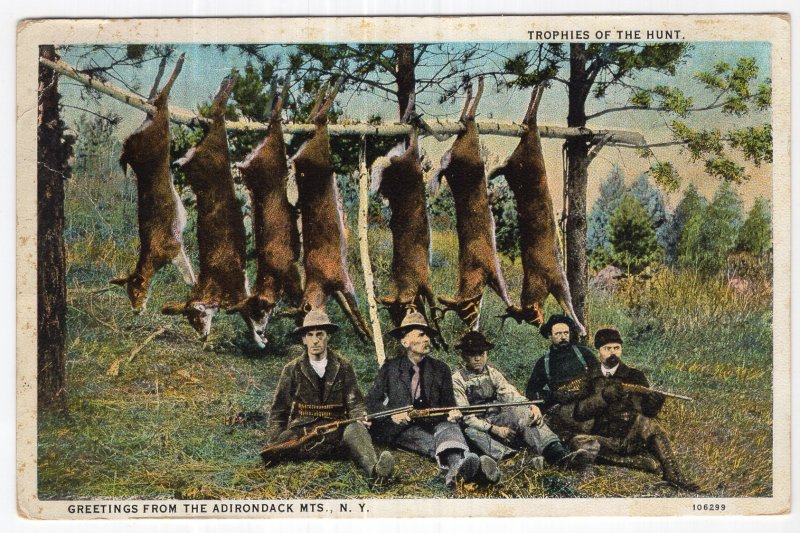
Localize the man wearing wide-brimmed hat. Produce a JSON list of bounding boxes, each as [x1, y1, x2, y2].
[[452, 331, 591, 471], [264, 309, 395, 483], [522, 314, 602, 464], [571, 327, 699, 491], [365, 310, 500, 487]]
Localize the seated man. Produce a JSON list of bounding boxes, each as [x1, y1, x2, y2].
[[525, 314, 600, 456], [366, 311, 500, 487], [573, 328, 699, 491], [263, 309, 395, 484], [452, 331, 591, 470]]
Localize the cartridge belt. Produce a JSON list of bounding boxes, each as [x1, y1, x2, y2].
[[292, 402, 346, 419]]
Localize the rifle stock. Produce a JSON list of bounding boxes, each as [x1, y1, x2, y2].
[[260, 405, 412, 464]]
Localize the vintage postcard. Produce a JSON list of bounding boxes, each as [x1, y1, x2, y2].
[[16, 14, 790, 519]]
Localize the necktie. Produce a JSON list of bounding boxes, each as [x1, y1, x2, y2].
[[410, 364, 421, 400]]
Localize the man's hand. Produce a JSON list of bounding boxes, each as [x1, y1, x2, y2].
[[529, 404, 543, 426], [391, 412, 411, 425], [447, 409, 463, 422], [491, 425, 516, 440], [357, 416, 372, 429]]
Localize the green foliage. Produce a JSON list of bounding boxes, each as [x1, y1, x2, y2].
[[71, 113, 122, 180], [168, 124, 205, 193], [664, 184, 705, 265], [607, 194, 662, 275], [704, 157, 746, 183], [647, 161, 680, 191], [629, 173, 670, 252], [587, 165, 626, 267], [488, 178, 520, 261], [232, 62, 275, 122], [428, 184, 456, 230], [652, 86, 694, 117], [679, 181, 744, 273], [736, 197, 772, 256], [729, 125, 773, 165]]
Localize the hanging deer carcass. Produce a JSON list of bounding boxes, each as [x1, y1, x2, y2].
[[370, 94, 446, 346], [289, 80, 372, 342], [429, 78, 518, 329], [161, 74, 255, 340], [488, 86, 586, 336], [227, 81, 303, 348], [111, 54, 195, 311]]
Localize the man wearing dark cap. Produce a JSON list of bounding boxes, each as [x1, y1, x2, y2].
[[572, 327, 699, 491], [264, 309, 395, 484], [524, 314, 600, 451], [365, 311, 500, 487], [452, 331, 591, 470]]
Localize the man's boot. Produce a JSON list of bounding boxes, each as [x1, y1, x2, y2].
[[543, 441, 592, 471], [477, 455, 501, 484], [649, 433, 699, 491], [598, 452, 660, 474], [444, 451, 481, 487], [373, 451, 395, 483], [343, 423, 390, 483]]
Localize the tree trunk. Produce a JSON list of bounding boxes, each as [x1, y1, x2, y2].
[[565, 44, 591, 331], [395, 44, 415, 118], [37, 45, 70, 412]]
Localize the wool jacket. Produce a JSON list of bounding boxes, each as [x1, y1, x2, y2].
[[265, 349, 367, 443], [573, 361, 666, 438], [525, 343, 600, 406], [365, 354, 458, 443]]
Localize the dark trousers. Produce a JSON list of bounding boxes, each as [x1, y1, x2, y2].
[[372, 420, 469, 468]]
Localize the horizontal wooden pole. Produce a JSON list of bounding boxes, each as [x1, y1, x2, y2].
[[41, 56, 646, 147]]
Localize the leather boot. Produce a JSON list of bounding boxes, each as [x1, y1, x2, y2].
[[598, 452, 660, 474], [649, 433, 699, 491]]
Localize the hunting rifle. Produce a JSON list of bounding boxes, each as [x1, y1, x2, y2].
[[557, 376, 694, 402], [407, 399, 544, 420], [620, 382, 694, 402], [260, 405, 412, 464]]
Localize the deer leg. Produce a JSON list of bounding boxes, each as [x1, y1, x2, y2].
[[283, 264, 304, 308], [551, 283, 587, 338], [334, 290, 373, 343]]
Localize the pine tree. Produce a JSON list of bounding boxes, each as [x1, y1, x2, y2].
[[680, 181, 743, 273], [736, 196, 772, 256], [629, 173, 670, 252], [665, 184, 705, 264], [587, 165, 626, 267], [608, 194, 662, 275]]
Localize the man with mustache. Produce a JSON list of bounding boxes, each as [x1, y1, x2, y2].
[[525, 314, 601, 453], [366, 311, 501, 487], [572, 328, 700, 491], [263, 310, 395, 484], [452, 331, 591, 470]]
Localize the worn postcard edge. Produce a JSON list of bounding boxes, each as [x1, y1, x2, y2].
[[15, 14, 791, 519]]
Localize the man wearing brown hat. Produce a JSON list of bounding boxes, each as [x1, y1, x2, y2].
[[365, 311, 500, 487], [452, 331, 591, 470], [572, 327, 699, 491], [264, 309, 395, 483]]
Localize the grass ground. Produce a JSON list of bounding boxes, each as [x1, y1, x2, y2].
[[38, 172, 773, 499]]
